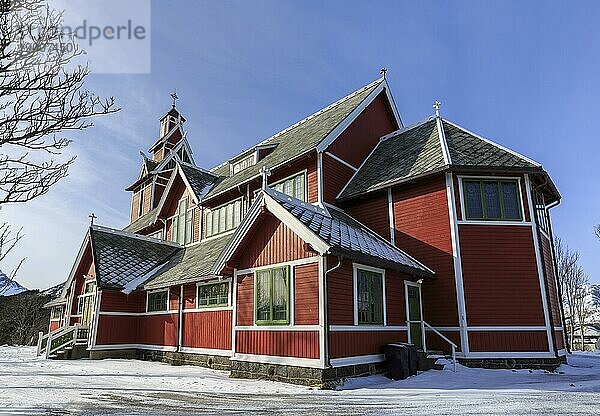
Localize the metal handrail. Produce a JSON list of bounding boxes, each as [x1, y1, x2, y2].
[[423, 321, 457, 372]]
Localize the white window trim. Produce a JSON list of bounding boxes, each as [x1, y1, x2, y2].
[[229, 153, 257, 176], [146, 288, 170, 313], [253, 264, 294, 326], [352, 263, 387, 326], [457, 175, 526, 224], [204, 196, 243, 239], [404, 280, 425, 349], [196, 279, 232, 309], [265, 169, 308, 202]]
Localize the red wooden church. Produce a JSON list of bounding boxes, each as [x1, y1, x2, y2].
[[40, 74, 566, 385]]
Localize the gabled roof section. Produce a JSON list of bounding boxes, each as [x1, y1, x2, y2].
[[142, 233, 232, 290], [214, 188, 434, 278], [339, 117, 547, 200], [123, 207, 159, 233], [90, 225, 181, 290], [178, 163, 218, 201], [148, 121, 185, 153], [205, 78, 386, 201]]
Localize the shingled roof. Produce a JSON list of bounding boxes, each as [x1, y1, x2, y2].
[[89, 226, 180, 290], [142, 233, 232, 290], [204, 77, 386, 200], [123, 207, 159, 233], [179, 163, 218, 201], [339, 117, 546, 200]]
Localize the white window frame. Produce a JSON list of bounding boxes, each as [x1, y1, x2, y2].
[[147, 230, 163, 240], [146, 288, 170, 313], [50, 306, 63, 321], [196, 279, 232, 309], [253, 263, 295, 327], [457, 175, 528, 225], [230, 153, 257, 176], [269, 170, 307, 202], [204, 197, 243, 238], [168, 196, 194, 244], [352, 263, 387, 326], [404, 280, 425, 349]]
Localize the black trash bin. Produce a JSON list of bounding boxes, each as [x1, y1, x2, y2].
[[385, 343, 418, 380]]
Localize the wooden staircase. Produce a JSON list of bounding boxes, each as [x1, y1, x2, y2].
[[417, 349, 446, 371], [37, 325, 90, 359]]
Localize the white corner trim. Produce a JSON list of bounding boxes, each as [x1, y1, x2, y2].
[[317, 151, 324, 205], [445, 172, 469, 353], [318, 255, 326, 368], [525, 174, 554, 353], [435, 115, 451, 165], [387, 187, 395, 245], [330, 354, 385, 368]]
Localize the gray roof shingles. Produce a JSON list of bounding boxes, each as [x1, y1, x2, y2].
[[340, 118, 542, 200], [143, 233, 232, 289], [90, 226, 180, 290], [179, 163, 218, 200], [267, 190, 434, 277], [205, 78, 384, 200]]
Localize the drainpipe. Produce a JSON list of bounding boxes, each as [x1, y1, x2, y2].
[[546, 199, 570, 353], [177, 284, 184, 352], [323, 255, 343, 368]]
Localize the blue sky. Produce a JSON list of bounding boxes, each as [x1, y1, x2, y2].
[[4, 0, 600, 289]]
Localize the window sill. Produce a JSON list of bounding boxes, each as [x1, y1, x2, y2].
[[457, 220, 531, 226]]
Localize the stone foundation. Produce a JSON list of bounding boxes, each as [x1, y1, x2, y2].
[[136, 350, 231, 371], [459, 355, 567, 370]]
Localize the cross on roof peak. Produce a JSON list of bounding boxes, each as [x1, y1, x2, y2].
[[433, 100, 441, 118], [259, 166, 272, 190], [170, 90, 179, 108], [380, 67, 387, 78], [89, 212, 97, 225]]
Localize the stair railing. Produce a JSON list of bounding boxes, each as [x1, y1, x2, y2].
[[37, 324, 90, 358], [423, 321, 457, 372]]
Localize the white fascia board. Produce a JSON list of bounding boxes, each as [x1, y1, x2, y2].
[[263, 193, 331, 254], [381, 78, 403, 128], [316, 81, 385, 153]]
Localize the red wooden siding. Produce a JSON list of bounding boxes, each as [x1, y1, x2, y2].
[[49, 321, 60, 332], [182, 310, 232, 350], [236, 330, 319, 359], [136, 313, 178, 346], [329, 331, 407, 358], [392, 176, 458, 326], [100, 290, 145, 313], [169, 286, 180, 311], [344, 191, 390, 241], [234, 214, 315, 269], [555, 330, 565, 350], [236, 273, 254, 326], [468, 331, 549, 352], [386, 270, 408, 326], [294, 263, 319, 325], [96, 315, 138, 345], [183, 284, 196, 309], [459, 225, 545, 326], [425, 330, 462, 353], [322, 153, 357, 205], [131, 191, 141, 222], [540, 234, 561, 324], [327, 92, 398, 168], [327, 259, 354, 325]]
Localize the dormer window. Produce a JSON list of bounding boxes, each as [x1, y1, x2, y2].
[[230, 154, 256, 176]]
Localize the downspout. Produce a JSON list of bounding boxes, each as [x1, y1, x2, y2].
[[531, 180, 559, 356], [323, 255, 343, 368], [177, 284, 184, 352], [546, 199, 570, 353]]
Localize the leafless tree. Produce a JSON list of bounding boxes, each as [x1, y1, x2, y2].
[[555, 237, 591, 350], [0, 0, 118, 291]]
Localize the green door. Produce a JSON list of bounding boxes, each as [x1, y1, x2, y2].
[[407, 284, 423, 349], [82, 296, 94, 325]]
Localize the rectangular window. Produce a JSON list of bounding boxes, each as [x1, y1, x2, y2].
[[533, 189, 549, 233], [84, 281, 95, 294], [197, 282, 229, 308], [170, 197, 193, 244], [205, 198, 243, 238], [272, 172, 306, 201], [255, 266, 290, 325], [77, 297, 84, 315], [230, 154, 256, 175], [462, 179, 522, 221], [148, 230, 163, 240], [356, 268, 384, 325], [137, 187, 145, 217], [147, 290, 168, 312], [51, 306, 62, 320]]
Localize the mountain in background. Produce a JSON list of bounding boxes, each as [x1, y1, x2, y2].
[[0, 270, 28, 296], [41, 281, 65, 299]]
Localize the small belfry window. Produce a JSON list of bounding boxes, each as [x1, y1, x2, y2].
[[171, 196, 193, 244], [147, 290, 168, 312], [205, 198, 242, 238], [197, 282, 229, 308], [51, 306, 62, 320], [255, 266, 290, 325], [463, 179, 522, 221], [356, 268, 384, 325], [272, 172, 306, 201]]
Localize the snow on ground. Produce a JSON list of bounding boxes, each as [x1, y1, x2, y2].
[[1, 346, 600, 415]]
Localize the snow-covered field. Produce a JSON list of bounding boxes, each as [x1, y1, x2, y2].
[[1, 346, 600, 415]]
